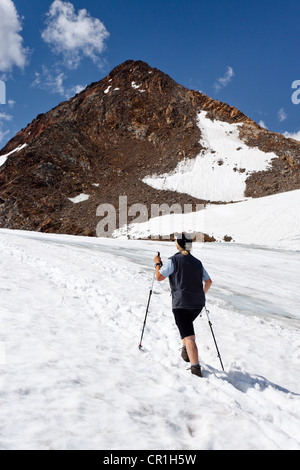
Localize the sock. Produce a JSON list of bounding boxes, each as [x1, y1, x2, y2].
[[191, 363, 199, 367]]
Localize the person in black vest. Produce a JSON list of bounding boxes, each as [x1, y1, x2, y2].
[[154, 233, 212, 378]]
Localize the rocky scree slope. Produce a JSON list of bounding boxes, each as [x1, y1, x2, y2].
[[0, 60, 299, 236]]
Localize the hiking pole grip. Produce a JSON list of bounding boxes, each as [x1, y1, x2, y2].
[[156, 251, 163, 268]]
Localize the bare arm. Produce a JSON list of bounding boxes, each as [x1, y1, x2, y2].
[[155, 265, 165, 282], [204, 278, 212, 294]]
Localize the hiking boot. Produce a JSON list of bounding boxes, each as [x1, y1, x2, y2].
[[190, 364, 202, 378], [181, 346, 190, 363]]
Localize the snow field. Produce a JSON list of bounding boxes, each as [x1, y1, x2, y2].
[[142, 111, 278, 202], [0, 230, 299, 450], [68, 193, 90, 204], [115, 189, 300, 250]]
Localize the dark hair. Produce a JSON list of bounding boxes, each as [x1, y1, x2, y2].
[[176, 233, 192, 255]]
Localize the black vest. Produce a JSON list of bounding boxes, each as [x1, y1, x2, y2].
[[168, 252, 205, 309]]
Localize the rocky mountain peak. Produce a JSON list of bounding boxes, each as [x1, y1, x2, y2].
[[0, 60, 299, 237]]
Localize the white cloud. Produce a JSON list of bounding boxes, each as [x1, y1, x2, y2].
[[41, 0, 110, 69], [0, 0, 29, 73], [258, 120, 268, 129], [214, 66, 234, 92], [64, 83, 86, 99], [0, 112, 12, 145], [8, 99, 16, 108], [32, 65, 85, 99], [0, 112, 12, 121], [283, 130, 300, 142], [32, 66, 66, 96], [0, 128, 9, 144], [278, 108, 287, 122]]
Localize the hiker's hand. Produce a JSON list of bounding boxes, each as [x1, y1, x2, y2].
[[154, 254, 161, 264]]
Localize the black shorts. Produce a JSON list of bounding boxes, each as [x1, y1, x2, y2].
[[173, 307, 204, 339]]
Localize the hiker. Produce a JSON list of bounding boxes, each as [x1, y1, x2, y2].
[[154, 233, 212, 378]]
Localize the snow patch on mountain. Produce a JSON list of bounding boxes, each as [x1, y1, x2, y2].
[[131, 81, 141, 89], [0, 144, 27, 168], [68, 193, 90, 204], [143, 111, 278, 202]]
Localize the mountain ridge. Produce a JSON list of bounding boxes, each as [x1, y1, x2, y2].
[[0, 60, 299, 236]]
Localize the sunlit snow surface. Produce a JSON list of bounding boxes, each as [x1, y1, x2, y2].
[[143, 111, 277, 202], [0, 230, 299, 450], [68, 193, 90, 204], [115, 189, 300, 249]]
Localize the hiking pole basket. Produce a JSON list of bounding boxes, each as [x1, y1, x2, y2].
[[205, 306, 225, 371]]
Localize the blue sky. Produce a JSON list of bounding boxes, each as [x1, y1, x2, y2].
[[0, 0, 299, 149]]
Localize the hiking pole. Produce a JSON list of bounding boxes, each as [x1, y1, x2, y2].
[[204, 306, 225, 371], [138, 251, 160, 350]]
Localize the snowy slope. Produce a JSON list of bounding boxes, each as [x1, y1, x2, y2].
[[115, 189, 300, 250], [143, 111, 278, 202], [0, 229, 299, 450]]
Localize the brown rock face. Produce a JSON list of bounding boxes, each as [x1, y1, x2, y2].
[[0, 60, 299, 236]]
